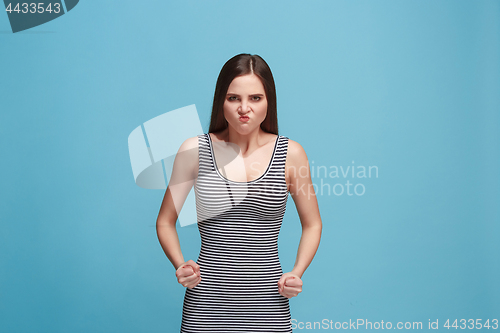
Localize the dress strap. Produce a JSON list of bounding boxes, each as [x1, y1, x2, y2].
[[272, 135, 289, 174], [197, 134, 214, 176]]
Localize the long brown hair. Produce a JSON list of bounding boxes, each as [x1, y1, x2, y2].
[[208, 54, 278, 135]]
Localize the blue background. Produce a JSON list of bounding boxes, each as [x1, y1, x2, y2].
[[1, 1, 499, 332]]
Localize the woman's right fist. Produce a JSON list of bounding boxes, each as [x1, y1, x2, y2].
[[175, 260, 201, 289]]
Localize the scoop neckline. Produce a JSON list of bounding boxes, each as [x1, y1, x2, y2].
[[206, 133, 280, 184]]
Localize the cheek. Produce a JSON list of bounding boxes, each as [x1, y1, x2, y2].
[[223, 102, 230, 116], [224, 100, 236, 111], [259, 102, 268, 117]]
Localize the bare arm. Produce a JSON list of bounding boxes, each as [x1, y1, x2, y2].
[[156, 136, 199, 270], [277, 139, 322, 298], [286, 139, 323, 278]]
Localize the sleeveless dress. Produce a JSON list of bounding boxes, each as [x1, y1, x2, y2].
[[180, 133, 292, 333]]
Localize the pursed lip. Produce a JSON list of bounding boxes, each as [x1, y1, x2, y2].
[[239, 115, 250, 122]]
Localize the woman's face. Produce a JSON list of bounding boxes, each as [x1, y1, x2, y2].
[[223, 74, 268, 135]]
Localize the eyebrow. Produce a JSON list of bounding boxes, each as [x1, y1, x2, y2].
[[226, 93, 265, 96]]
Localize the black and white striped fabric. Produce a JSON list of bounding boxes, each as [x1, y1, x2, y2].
[[180, 133, 292, 333]]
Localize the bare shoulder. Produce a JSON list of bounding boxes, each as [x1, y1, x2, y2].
[[172, 135, 200, 181], [285, 139, 310, 192], [286, 139, 309, 167], [177, 135, 200, 152]]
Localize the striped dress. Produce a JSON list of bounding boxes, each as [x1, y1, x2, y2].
[[180, 133, 292, 333]]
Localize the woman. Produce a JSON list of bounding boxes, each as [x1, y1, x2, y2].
[[156, 53, 322, 332]]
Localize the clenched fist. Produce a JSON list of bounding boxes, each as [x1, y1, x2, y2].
[[277, 272, 303, 298], [176, 260, 201, 289]]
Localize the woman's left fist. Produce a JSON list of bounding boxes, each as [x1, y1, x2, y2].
[[277, 272, 303, 298]]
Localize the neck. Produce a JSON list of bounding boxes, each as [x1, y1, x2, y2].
[[222, 127, 269, 156]]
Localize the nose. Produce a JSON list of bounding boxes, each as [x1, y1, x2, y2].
[[238, 100, 250, 114]]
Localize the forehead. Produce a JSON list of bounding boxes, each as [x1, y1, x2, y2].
[[227, 74, 265, 93]]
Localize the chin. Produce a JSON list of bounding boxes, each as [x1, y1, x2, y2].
[[229, 123, 256, 134]]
